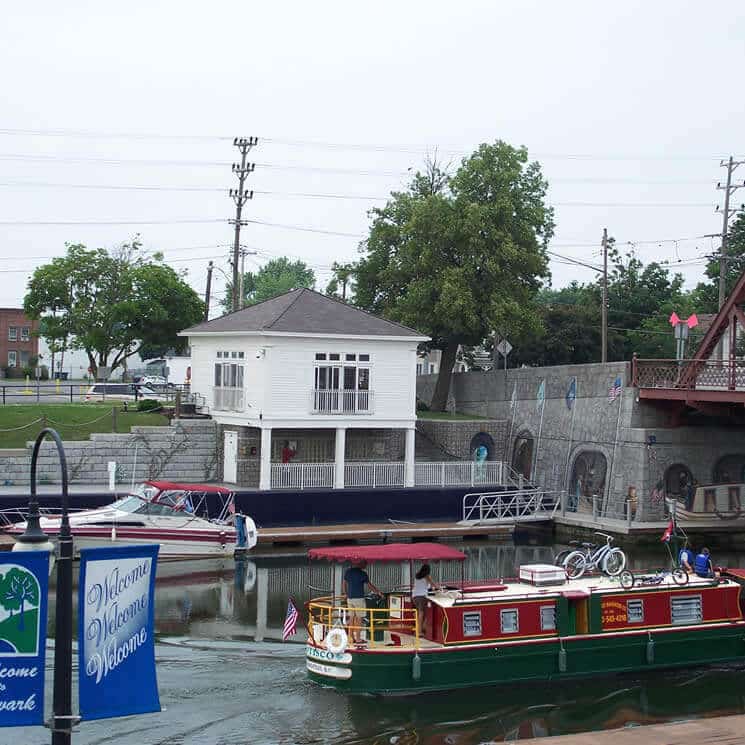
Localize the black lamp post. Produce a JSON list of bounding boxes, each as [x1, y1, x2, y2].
[[13, 429, 74, 745]]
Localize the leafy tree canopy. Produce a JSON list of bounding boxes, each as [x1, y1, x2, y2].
[[354, 141, 554, 410], [221, 257, 315, 313], [24, 239, 204, 379]]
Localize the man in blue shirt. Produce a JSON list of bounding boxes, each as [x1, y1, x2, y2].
[[694, 547, 718, 578], [678, 542, 695, 573], [343, 560, 381, 644]]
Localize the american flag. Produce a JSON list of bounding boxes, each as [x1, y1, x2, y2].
[[227, 499, 236, 515], [608, 375, 622, 403], [282, 597, 300, 641]]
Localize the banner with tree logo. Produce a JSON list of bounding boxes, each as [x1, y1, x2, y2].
[[0, 551, 50, 727], [78, 544, 160, 720]]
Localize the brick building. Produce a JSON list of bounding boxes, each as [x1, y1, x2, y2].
[[0, 309, 39, 373]]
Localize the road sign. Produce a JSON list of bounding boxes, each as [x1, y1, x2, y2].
[[496, 339, 512, 357]]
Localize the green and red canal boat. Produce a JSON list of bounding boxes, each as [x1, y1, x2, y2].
[[304, 543, 745, 695]]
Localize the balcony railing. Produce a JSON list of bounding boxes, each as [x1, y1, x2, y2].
[[632, 357, 745, 391], [213, 387, 244, 412], [269, 460, 510, 490], [310, 389, 374, 414]]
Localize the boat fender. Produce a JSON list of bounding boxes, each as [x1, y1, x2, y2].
[[412, 653, 421, 681], [646, 633, 654, 665], [558, 643, 567, 673], [325, 627, 348, 654]]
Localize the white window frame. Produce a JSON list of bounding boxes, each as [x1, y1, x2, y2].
[[627, 599, 644, 624], [8, 327, 17, 342], [500, 608, 519, 634], [671, 595, 702, 625], [463, 611, 482, 637], [540, 605, 556, 631], [20, 327, 30, 342], [7, 351, 17, 368]]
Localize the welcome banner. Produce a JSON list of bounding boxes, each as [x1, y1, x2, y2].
[[78, 544, 160, 721], [0, 551, 49, 727]]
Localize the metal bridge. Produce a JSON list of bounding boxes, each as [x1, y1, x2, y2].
[[461, 488, 561, 525]]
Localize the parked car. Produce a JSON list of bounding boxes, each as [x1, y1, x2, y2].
[[84, 383, 166, 402], [138, 375, 170, 387]]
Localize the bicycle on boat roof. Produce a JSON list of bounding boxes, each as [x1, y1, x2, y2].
[[561, 532, 627, 579], [619, 566, 689, 589]]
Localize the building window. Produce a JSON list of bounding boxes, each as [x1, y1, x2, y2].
[[213, 361, 245, 411], [7, 351, 17, 368], [463, 612, 482, 637], [429, 363, 435, 374], [20, 327, 30, 342], [627, 600, 644, 623], [671, 595, 702, 625], [313, 351, 372, 413], [500, 608, 519, 634], [416, 363, 423, 375], [20, 351, 30, 366], [540, 605, 556, 631], [8, 327, 17, 342]]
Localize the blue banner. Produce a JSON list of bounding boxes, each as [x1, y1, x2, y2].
[[79, 544, 160, 721], [0, 551, 50, 727]]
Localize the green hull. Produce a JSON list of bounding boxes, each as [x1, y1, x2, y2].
[[306, 625, 745, 694]]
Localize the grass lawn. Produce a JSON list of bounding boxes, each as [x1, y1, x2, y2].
[[0, 405, 169, 449], [417, 411, 488, 420]]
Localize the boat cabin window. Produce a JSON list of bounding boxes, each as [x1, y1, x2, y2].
[[627, 600, 644, 623], [463, 612, 482, 637], [540, 605, 556, 631], [500, 609, 519, 634], [671, 595, 702, 625]]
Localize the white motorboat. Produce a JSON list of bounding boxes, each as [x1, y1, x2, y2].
[[1, 480, 257, 558]]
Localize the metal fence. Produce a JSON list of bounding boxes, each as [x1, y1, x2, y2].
[[344, 462, 405, 488], [270, 463, 336, 489], [462, 488, 561, 523], [633, 357, 745, 391], [414, 461, 506, 488], [310, 389, 374, 414]]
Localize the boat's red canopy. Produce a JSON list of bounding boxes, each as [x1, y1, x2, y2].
[[146, 480, 233, 495], [308, 543, 466, 563]]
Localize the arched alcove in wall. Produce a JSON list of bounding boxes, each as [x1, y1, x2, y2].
[[568, 450, 608, 511], [469, 432, 495, 461], [511, 432, 534, 480], [713, 454, 745, 484]]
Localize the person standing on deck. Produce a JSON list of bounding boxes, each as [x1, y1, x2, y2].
[[412, 563, 438, 636], [343, 560, 381, 644]]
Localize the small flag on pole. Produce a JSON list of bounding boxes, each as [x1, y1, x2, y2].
[[660, 520, 674, 543], [282, 597, 300, 641], [608, 375, 622, 403]]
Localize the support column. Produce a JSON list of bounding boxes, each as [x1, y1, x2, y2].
[[334, 427, 346, 489], [405, 427, 416, 487], [259, 427, 272, 490], [255, 567, 268, 642]]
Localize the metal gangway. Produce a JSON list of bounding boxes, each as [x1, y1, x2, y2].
[[461, 488, 562, 525]]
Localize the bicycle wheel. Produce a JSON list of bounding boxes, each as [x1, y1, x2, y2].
[[619, 569, 635, 589], [602, 548, 627, 576], [564, 551, 587, 579], [672, 568, 689, 585], [553, 549, 572, 567]]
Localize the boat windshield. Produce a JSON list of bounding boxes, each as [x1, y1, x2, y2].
[[111, 496, 150, 513], [111, 495, 179, 516], [131, 483, 160, 501]]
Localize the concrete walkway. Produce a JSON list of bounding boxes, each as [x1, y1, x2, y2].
[[519, 714, 745, 744]]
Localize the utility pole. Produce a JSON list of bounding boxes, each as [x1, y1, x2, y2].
[[716, 156, 745, 309], [238, 247, 258, 309], [229, 137, 257, 313], [203, 261, 213, 321], [601, 227, 608, 363]]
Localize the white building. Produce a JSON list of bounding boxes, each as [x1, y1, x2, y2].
[[181, 288, 429, 489]]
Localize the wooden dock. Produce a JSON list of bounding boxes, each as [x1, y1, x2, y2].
[[257, 520, 513, 546], [520, 714, 745, 744]]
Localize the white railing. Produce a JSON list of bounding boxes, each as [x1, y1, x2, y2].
[[344, 462, 405, 488], [213, 387, 244, 412], [310, 389, 374, 414], [271, 463, 335, 489], [415, 461, 506, 488], [462, 489, 561, 523]]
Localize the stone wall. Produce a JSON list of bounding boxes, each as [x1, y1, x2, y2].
[[0, 419, 218, 486], [416, 419, 508, 460]]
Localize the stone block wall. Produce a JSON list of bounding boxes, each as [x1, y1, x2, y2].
[[416, 419, 508, 460], [0, 419, 218, 486]]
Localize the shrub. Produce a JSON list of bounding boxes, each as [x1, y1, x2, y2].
[[137, 398, 161, 412], [39, 365, 49, 380], [416, 398, 430, 411]]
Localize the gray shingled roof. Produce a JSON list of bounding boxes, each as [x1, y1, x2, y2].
[[182, 288, 426, 338]]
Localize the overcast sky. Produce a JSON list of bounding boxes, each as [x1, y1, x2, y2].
[[1, 0, 744, 316]]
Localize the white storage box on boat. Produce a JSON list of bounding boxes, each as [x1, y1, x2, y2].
[[519, 564, 566, 586]]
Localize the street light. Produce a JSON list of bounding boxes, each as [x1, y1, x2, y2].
[[14, 429, 75, 745]]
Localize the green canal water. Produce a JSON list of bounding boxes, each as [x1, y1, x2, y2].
[[13, 539, 745, 744]]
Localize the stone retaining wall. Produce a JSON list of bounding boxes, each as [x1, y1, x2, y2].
[[0, 419, 218, 486]]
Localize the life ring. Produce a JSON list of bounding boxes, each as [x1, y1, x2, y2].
[[325, 627, 348, 654]]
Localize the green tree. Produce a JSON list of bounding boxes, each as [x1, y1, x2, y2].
[[355, 142, 554, 410], [221, 257, 316, 312], [24, 240, 204, 379], [0, 568, 38, 631], [325, 262, 356, 301]]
